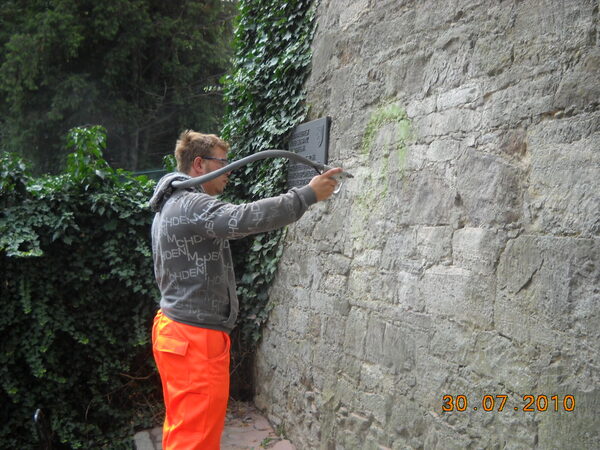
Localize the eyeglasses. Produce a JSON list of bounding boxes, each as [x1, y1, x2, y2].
[[203, 156, 230, 167]]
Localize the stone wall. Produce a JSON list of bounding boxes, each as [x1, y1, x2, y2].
[[254, 1, 599, 448]]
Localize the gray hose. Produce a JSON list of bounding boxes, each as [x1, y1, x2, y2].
[[171, 149, 352, 190]]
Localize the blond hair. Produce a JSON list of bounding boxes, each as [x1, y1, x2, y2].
[[174, 130, 230, 173]]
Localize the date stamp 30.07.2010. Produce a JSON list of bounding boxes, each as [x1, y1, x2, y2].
[[442, 394, 576, 413]]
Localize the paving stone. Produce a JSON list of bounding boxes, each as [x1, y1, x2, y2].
[[272, 440, 295, 450], [133, 430, 156, 450], [134, 401, 295, 449]]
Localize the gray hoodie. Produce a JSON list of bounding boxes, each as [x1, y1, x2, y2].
[[149, 172, 317, 333]]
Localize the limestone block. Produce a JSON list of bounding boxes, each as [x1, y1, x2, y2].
[[308, 313, 321, 338], [406, 95, 437, 119], [455, 149, 523, 227], [537, 389, 600, 450], [404, 144, 428, 171], [364, 315, 386, 364], [384, 51, 431, 97], [415, 108, 482, 138], [427, 320, 475, 368], [348, 270, 399, 307], [265, 302, 289, 334], [358, 362, 384, 392], [358, 6, 418, 67], [269, 286, 299, 314], [277, 255, 313, 290], [393, 271, 422, 311], [254, 346, 277, 384], [309, 31, 337, 81], [452, 227, 506, 274], [422, 26, 475, 94], [412, 353, 456, 409], [327, 112, 368, 162], [288, 210, 316, 237], [365, 426, 392, 449], [421, 266, 494, 328], [381, 323, 416, 374], [380, 229, 418, 271], [356, 391, 388, 426], [421, 420, 474, 450], [319, 273, 348, 296], [281, 341, 313, 383], [470, 332, 537, 393], [436, 83, 482, 111], [312, 342, 344, 372], [288, 307, 309, 336], [329, 66, 356, 112], [337, 0, 370, 31], [470, 34, 516, 78], [388, 397, 427, 446], [353, 249, 382, 268], [480, 77, 559, 129], [347, 268, 372, 300], [353, 77, 385, 112], [476, 127, 528, 162], [331, 372, 362, 414], [309, 291, 338, 316], [416, 226, 453, 266], [343, 308, 369, 358], [392, 170, 457, 226], [496, 237, 543, 295], [375, 272, 403, 305], [326, 252, 352, 276], [340, 353, 364, 382], [291, 286, 312, 310], [313, 207, 346, 242], [495, 235, 600, 344], [554, 48, 600, 111], [525, 114, 600, 236], [511, 0, 595, 54], [425, 138, 464, 162]]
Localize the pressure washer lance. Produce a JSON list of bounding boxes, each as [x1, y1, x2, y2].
[[171, 149, 353, 194]]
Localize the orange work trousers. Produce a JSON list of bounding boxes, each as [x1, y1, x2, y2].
[[152, 310, 231, 449]]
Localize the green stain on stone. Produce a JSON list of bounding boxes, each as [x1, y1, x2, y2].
[[350, 102, 415, 248], [395, 119, 412, 172], [361, 103, 412, 155]]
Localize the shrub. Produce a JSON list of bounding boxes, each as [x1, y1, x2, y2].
[[0, 126, 161, 448]]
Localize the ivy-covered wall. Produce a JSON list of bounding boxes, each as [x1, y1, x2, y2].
[[219, 0, 317, 396]]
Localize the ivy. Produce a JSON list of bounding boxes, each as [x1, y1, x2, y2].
[[220, 0, 317, 393], [0, 126, 161, 448]]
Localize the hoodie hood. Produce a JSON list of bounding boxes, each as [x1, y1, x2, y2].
[[149, 172, 191, 212]]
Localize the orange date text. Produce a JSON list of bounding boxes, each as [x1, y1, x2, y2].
[[442, 394, 575, 412]]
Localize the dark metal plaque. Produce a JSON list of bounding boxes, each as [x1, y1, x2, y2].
[[286, 117, 331, 189]]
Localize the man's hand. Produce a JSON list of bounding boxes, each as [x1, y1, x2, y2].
[[309, 167, 344, 201]]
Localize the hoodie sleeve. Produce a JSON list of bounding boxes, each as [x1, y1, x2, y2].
[[179, 185, 317, 239]]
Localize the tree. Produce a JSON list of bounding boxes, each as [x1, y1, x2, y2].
[[0, 0, 236, 174]]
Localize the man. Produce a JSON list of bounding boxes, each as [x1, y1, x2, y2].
[[149, 130, 341, 449]]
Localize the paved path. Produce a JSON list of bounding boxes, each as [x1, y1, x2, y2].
[[133, 401, 295, 450]]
